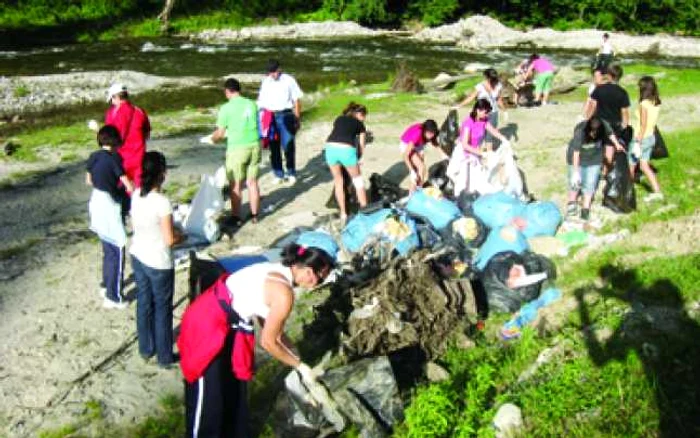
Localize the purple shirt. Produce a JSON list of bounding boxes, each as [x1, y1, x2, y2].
[[460, 116, 487, 148], [532, 57, 554, 73], [400, 123, 426, 148]]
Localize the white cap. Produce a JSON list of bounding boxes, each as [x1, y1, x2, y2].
[[106, 83, 127, 102]]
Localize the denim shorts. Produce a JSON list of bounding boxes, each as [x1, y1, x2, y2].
[[325, 144, 358, 167], [568, 164, 602, 195], [629, 135, 656, 163]]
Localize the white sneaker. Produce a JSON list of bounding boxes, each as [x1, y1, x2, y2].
[[287, 175, 297, 185], [272, 176, 285, 185], [98, 287, 107, 299], [103, 298, 128, 310], [643, 192, 664, 203]]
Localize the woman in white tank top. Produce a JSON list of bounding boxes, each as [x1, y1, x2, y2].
[[184, 240, 337, 438]]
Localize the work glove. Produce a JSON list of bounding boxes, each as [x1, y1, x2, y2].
[[199, 134, 214, 145], [87, 119, 99, 132], [569, 170, 582, 191]]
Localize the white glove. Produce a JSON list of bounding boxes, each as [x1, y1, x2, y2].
[[87, 119, 99, 132], [570, 170, 582, 190], [199, 134, 214, 145], [500, 139, 511, 150]]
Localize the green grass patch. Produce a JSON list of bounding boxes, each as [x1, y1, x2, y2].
[[13, 85, 31, 98]]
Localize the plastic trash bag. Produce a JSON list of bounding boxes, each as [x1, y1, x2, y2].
[[651, 127, 669, 160], [341, 209, 419, 256], [426, 160, 454, 196], [368, 173, 408, 205], [522, 201, 562, 238], [438, 109, 460, 157], [481, 140, 524, 197], [297, 231, 340, 262], [473, 192, 526, 229], [184, 175, 224, 243], [603, 151, 637, 214], [475, 226, 529, 271], [405, 188, 462, 230], [271, 356, 403, 437], [480, 251, 556, 313]]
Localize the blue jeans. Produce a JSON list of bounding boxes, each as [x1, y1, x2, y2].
[[568, 164, 602, 195], [101, 240, 125, 303], [270, 110, 297, 178], [131, 256, 175, 365]]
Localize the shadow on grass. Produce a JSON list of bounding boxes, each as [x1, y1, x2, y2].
[[575, 264, 700, 437]]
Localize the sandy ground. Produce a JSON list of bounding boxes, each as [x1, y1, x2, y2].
[[0, 90, 698, 437]]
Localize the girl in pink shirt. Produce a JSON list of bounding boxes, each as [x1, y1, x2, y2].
[[399, 119, 440, 190]]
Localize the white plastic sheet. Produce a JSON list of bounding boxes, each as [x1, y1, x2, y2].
[[183, 175, 224, 243]]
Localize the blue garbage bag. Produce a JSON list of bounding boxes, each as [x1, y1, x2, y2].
[[473, 192, 525, 229], [297, 231, 340, 262], [341, 209, 419, 256], [405, 189, 462, 230], [475, 226, 529, 271], [522, 201, 562, 238], [218, 255, 269, 273]]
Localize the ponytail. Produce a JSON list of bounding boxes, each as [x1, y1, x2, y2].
[[342, 101, 368, 117]]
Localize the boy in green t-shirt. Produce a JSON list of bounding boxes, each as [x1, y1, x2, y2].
[[201, 78, 261, 226]]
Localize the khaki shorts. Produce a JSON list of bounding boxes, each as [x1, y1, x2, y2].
[[226, 144, 260, 181]]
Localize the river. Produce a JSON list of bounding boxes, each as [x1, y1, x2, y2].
[[3, 36, 698, 90]]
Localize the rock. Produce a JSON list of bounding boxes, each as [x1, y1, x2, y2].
[[493, 403, 523, 438], [195, 21, 378, 42], [550, 66, 589, 94], [413, 15, 700, 59], [425, 361, 450, 382], [11, 114, 22, 123], [391, 62, 424, 93], [3, 141, 19, 156], [453, 331, 475, 349]]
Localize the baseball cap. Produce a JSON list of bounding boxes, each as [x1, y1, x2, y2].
[[106, 83, 127, 102]]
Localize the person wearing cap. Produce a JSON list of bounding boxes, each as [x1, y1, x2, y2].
[[104, 83, 151, 191], [203, 78, 262, 226], [257, 59, 304, 185], [178, 235, 337, 437]]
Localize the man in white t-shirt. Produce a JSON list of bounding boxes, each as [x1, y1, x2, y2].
[[596, 33, 614, 69], [258, 59, 304, 184]]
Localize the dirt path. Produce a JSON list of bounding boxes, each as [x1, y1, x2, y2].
[[0, 91, 698, 436]]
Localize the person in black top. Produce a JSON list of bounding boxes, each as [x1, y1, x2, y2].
[[323, 102, 368, 223], [565, 117, 622, 221], [86, 125, 134, 309], [586, 64, 629, 168]]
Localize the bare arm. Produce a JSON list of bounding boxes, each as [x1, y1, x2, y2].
[[260, 280, 301, 368], [485, 122, 507, 143], [119, 175, 134, 194], [458, 90, 478, 108], [621, 107, 630, 128], [210, 127, 226, 143], [357, 132, 366, 160], [159, 214, 181, 247], [293, 99, 302, 120], [585, 99, 598, 120], [572, 150, 580, 169], [85, 172, 92, 186], [403, 142, 416, 170]]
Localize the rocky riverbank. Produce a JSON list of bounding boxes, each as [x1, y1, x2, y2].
[[0, 71, 205, 118], [194, 20, 382, 42], [414, 15, 700, 58]]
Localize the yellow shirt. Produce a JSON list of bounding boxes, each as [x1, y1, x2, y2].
[[633, 99, 661, 139]]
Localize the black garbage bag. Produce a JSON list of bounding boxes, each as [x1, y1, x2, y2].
[[438, 109, 459, 157], [426, 160, 454, 196], [652, 127, 669, 160], [368, 173, 408, 205], [271, 356, 403, 437], [456, 191, 480, 216], [603, 151, 637, 213], [187, 251, 225, 302], [480, 251, 556, 314]]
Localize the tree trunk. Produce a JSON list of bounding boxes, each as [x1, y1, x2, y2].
[[157, 0, 175, 31]]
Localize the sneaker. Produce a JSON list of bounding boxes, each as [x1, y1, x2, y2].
[[98, 287, 107, 299], [272, 176, 285, 185], [287, 175, 297, 185], [566, 202, 578, 218], [103, 298, 128, 310], [643, 192, 664, 203], [580, 208, 591, 221]]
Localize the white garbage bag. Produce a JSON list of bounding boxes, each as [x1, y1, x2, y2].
[[183, 175, 224, 243]]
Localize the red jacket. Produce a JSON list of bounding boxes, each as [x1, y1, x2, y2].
[[177, 274, 255, 383], [105, 101, 150, 187]]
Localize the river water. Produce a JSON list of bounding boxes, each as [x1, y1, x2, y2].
[[2, 36, 698, 89]]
